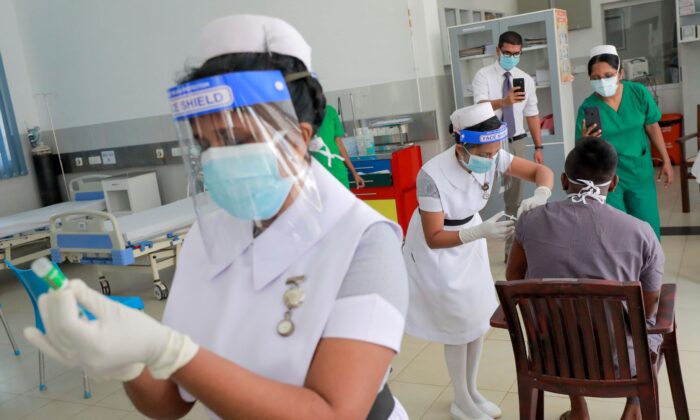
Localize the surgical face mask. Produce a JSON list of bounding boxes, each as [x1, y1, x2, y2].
[[590, 76, 618, 97], [461, 149, 494, 174], [566, 176, 612, 204], [201, 143, 294, 220], [499, 54, 520, 71]]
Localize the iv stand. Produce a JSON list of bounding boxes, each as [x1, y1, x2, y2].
[[36, 93, 69, 199]]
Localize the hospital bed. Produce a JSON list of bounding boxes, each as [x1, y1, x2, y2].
[[0, 175, 109, 270], [49, 197, 196, 300]]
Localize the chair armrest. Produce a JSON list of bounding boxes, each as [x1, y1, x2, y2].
[[490, 306, 508, 329], [676, 133, 698, 146], [648, 284, 675, 335]]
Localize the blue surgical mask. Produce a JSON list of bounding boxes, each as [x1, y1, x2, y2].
[[590, 76, 618, 97], [460, 150, 494, 174], [499, 55, 520, 71], [202, 143, 293, 220]]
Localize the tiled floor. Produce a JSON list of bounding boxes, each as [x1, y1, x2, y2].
[[0, 169, 698, 419]]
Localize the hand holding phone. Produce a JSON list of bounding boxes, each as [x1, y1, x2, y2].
[[583, 107, 603, 137], [504, 78, 526, 105]]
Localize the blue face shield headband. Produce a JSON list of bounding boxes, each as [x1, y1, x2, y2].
[[458, 123, 508, 145], [168, 70, 293, 121]]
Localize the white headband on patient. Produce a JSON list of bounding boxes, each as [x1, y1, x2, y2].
[[567, 177, 612, 204]]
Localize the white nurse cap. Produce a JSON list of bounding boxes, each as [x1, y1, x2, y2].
[[450, 102, 496, 130], [199, 15, 313, 71], [589, 44, 618, 58]]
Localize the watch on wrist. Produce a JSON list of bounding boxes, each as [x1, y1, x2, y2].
[[534, 145, 544, 150]]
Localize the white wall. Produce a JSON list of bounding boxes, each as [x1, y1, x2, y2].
[[568, 0, 615, 60], [12, 0, 423, 130], [0, 0, 41, 216]]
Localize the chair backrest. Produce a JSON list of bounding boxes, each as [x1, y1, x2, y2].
[[495, 279, 655, 397], [4, 260, 52, 333]]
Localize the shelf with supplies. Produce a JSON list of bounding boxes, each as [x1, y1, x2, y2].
[[458, 44, 548, 61], [677, 0, 700, 42]]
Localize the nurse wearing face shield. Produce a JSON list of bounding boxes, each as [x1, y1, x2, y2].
[[576, 45, 673, 239], [22, 15, 409, 420], [402, 103, 553, 420]]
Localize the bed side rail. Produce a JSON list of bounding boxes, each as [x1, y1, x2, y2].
[[48, 210, 133, 265]]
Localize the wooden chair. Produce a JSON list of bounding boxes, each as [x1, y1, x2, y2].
[[677, 104, 699, 213], [492, 279, 689, 420]]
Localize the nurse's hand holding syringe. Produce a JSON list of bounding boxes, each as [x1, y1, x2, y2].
[[24, 259, 198, 382], [458, 211, 515, 244]]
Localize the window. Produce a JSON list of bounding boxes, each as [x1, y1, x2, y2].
[[603, 0, 679, 85], [0, 52, 27, 179]]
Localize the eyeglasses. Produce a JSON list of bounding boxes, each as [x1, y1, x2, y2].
[[501, 51, 521, 58]]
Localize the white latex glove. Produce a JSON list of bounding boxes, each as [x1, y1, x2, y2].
[[458, 211, 515, 244], [517, 186, 552, 217], [24, 280, 199, 381]]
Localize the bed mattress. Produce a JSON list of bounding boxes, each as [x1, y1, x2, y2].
[[0, 200, 106, 239], [117, 198, 196, 244]]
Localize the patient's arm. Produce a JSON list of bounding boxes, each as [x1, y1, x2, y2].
[[506, 238, 527, 280], [642, 289, 661, 322]]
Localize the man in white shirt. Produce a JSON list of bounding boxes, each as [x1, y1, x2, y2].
[[472, 31, 543, 261]]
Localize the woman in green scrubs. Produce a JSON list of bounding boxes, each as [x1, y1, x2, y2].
[[310, 105, 365, 189], [576, 45, 673, 238]]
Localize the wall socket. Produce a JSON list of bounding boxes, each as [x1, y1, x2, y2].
[[155, 148, 165, 159], [75, 157, 83, 167], [101, 150, 116, 165], [171, 147, 183, 157], [88, 156, 102, 165]]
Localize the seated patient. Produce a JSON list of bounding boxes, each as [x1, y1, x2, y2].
[[506, 138, 664, 420]]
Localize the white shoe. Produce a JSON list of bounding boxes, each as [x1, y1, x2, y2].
[[477, 400, 502, 418], [450, 402, 492, 420]]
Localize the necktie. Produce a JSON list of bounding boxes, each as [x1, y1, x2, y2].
[[501, 71, 515, 138]]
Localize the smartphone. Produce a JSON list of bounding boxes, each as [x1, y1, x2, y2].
[[512, 78, 525, 93], [584, 106, 602, 132]]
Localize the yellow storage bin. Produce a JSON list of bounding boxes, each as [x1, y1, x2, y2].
[[365, 199, 398, 223]]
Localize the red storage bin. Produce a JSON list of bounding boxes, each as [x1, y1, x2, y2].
[[350, 145, 422, 236], [653, 114, 683, 166]]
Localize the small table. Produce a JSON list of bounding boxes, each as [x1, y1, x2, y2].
[[102, 171, 161, 216]]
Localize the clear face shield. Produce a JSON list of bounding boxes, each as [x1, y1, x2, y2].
[[168, 70, 322, 257]]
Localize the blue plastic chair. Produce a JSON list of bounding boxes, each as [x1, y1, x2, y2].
[[4, 260, 144, 398]]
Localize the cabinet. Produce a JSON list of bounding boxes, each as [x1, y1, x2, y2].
[[102, 171, 161, 216], [437, 0, 508, 65], [448, 9, 576, 204], [349, 145, 422, 236]]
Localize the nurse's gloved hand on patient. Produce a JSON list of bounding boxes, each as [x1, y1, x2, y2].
[[458, 211, 515, 244], [23, 280, 199, 382], [517, 186, 552, 217]]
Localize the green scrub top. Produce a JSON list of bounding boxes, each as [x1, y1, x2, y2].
[[575, 81, 661, 157], [312, 105, 350, 188], [575, 80, 662, 238]]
